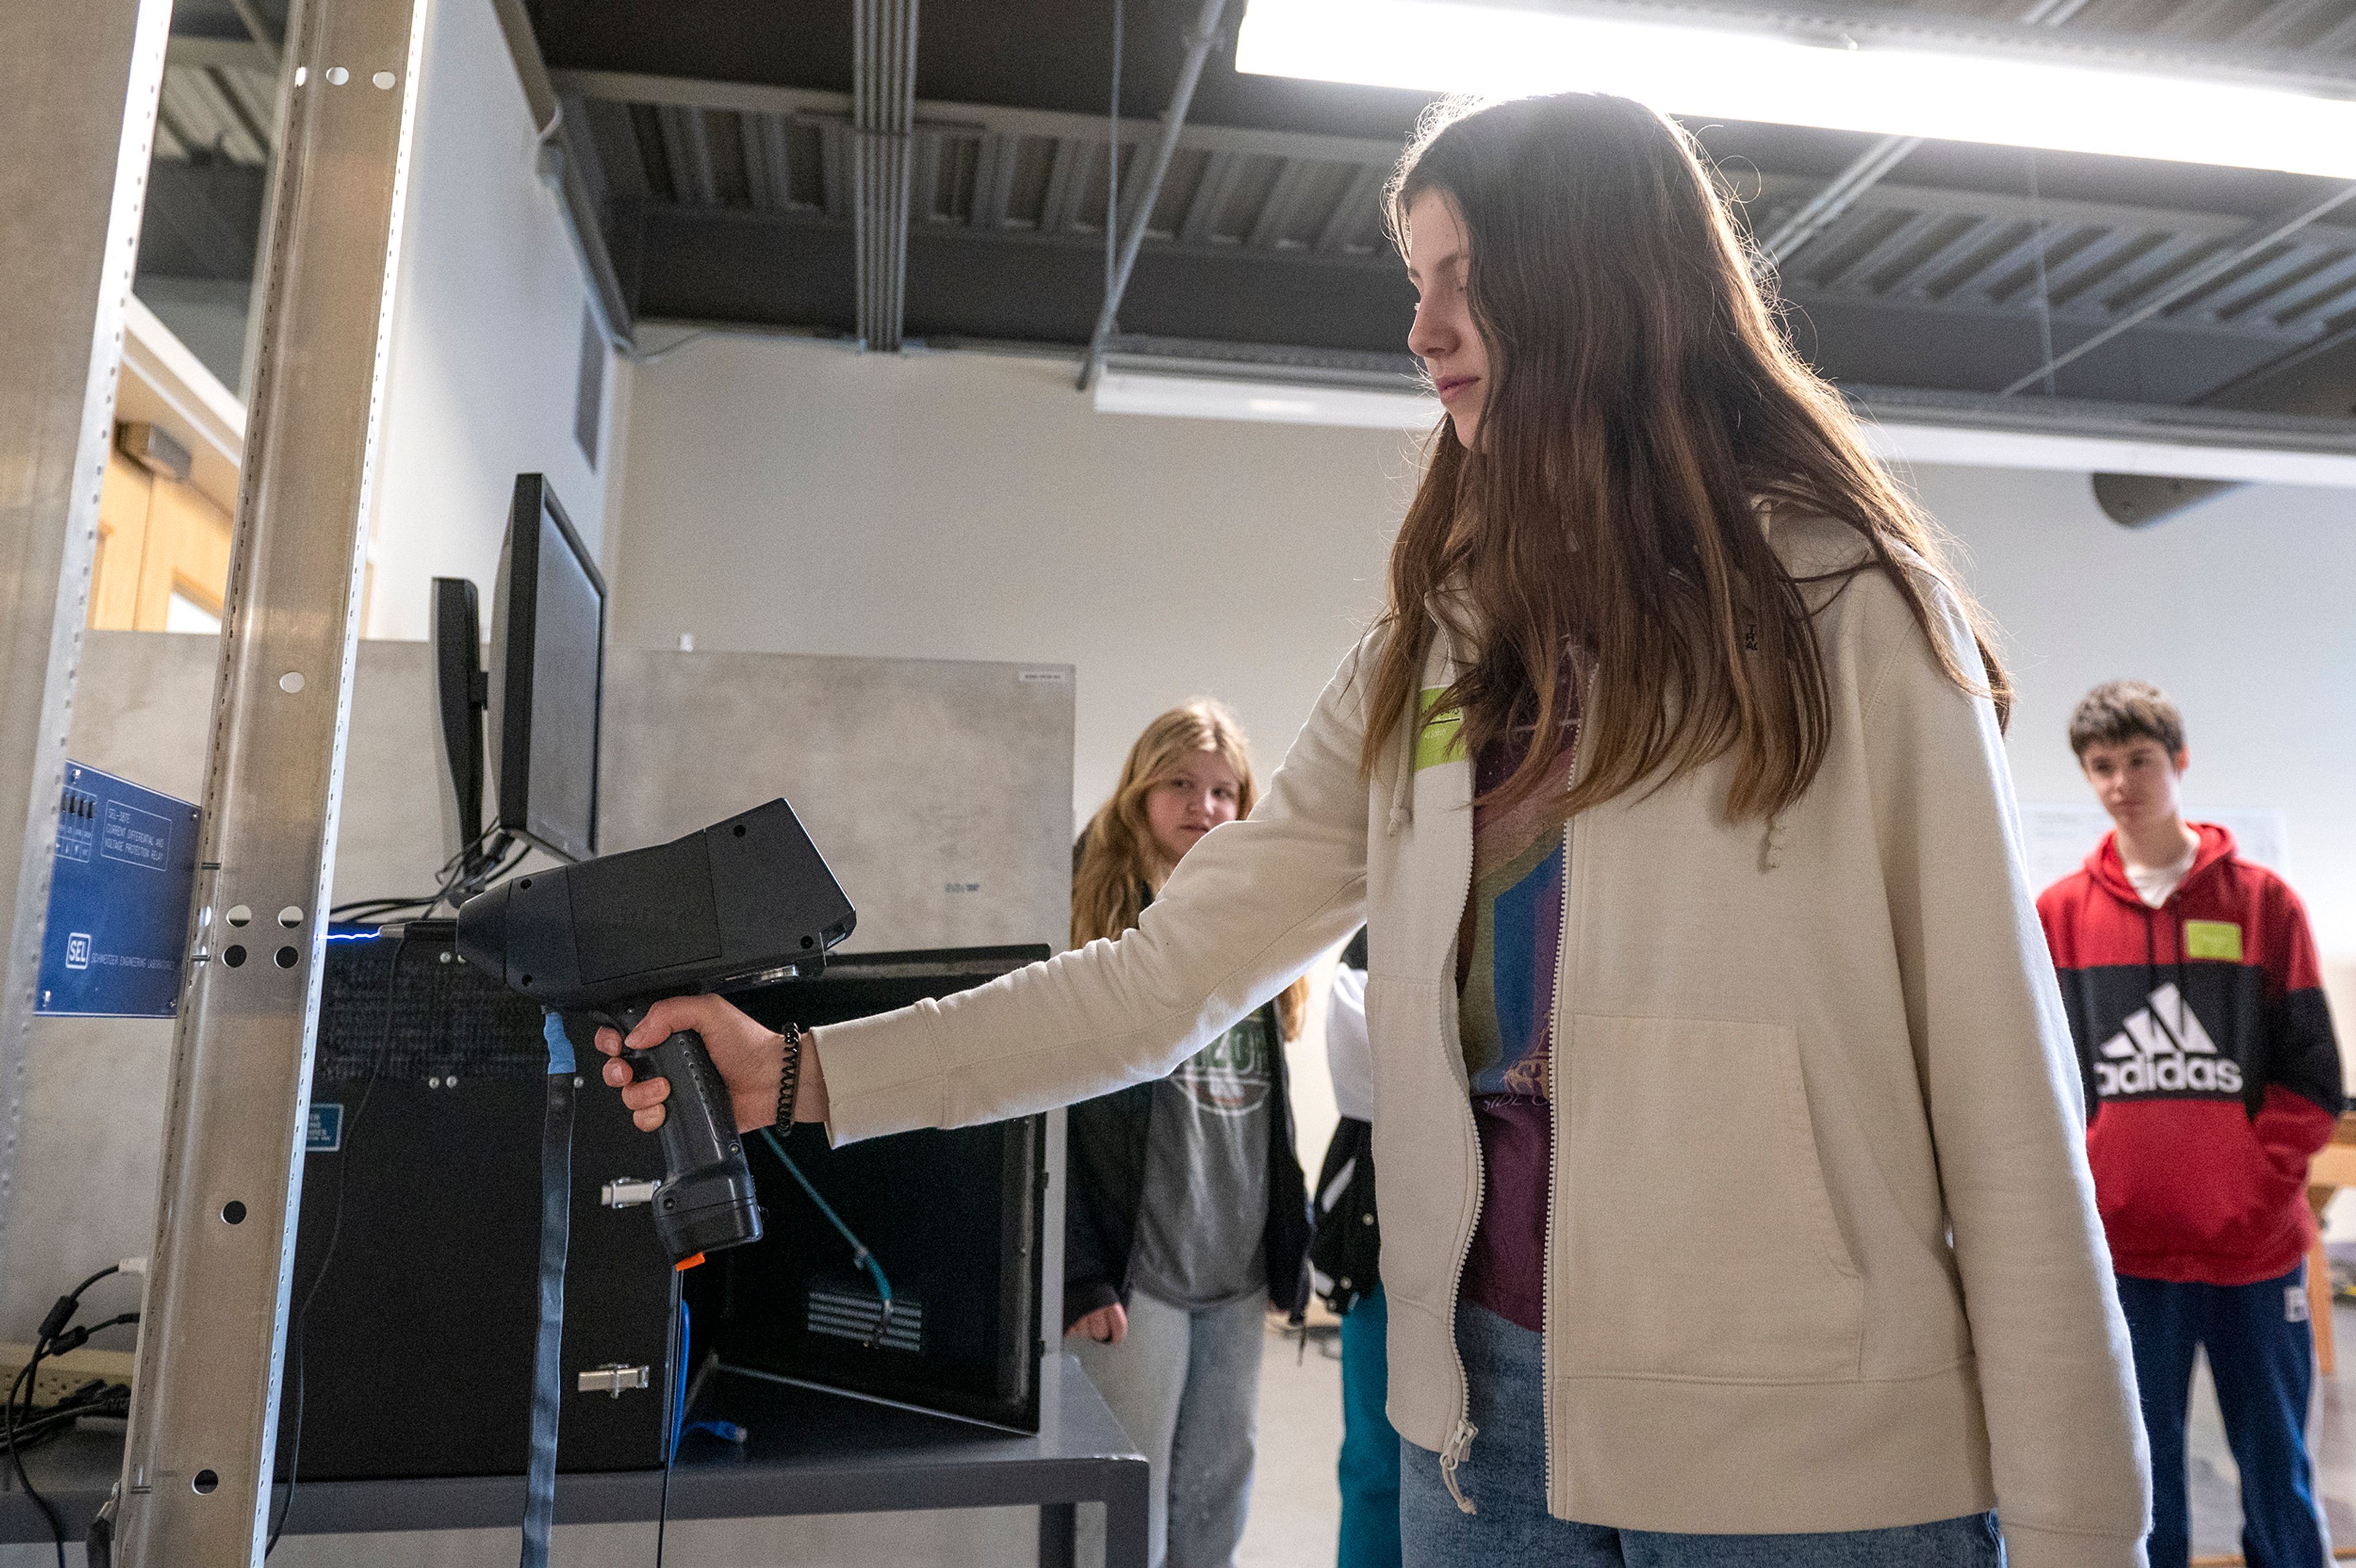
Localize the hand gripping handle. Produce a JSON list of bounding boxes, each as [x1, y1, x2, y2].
[[617, 1013, 764, 1266]]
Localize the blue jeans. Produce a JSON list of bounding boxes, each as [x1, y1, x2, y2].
[[1401, 1304, 2005, 1567], [2116, 1265, 2328, 1568], [1339, 1285, 1404, 1568]]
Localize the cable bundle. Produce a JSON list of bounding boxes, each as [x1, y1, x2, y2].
[[328, 824, 528, 926], [5, 1262, 141, 1568]]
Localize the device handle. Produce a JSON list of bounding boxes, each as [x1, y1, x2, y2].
[[610, 1004, 764, 1266]]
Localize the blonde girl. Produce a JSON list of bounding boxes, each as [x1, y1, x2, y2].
[[1063, 699, 1312, 1568]]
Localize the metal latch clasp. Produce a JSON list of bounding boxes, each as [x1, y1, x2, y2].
[[601, 1178, 660, 1209], [577, 1364, 650, 1397]]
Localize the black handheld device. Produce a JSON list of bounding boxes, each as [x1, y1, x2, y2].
[[454, 799, 857, 1264]]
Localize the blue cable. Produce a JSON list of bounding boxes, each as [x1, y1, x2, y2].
[[671, 1299, 689, 1460], [755, 1126, 894, 1323]]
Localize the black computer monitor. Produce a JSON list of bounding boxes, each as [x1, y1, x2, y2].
[[429, 575, 488, 862], [488, 474, 604, 864]]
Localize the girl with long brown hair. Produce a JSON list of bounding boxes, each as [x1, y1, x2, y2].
[[1062, 701, 1312, 1568], [604, 91, 2146, 1567]]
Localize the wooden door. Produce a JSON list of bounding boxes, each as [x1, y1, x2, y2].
[[90, 441, 233, 631]]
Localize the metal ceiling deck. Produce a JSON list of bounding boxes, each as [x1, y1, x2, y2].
[[560, 67, 2356, 359], [133, 0, 2356, 417]]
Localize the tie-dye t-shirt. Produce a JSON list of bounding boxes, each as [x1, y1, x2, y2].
[[1455, 675, 1581, 1332], [1455, 683, 1581, 1093]]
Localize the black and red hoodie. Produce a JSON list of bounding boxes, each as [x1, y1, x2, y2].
[[2038, 823, 2344, 1285]]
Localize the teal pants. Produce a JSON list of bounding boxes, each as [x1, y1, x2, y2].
[[1339, 1285, 1404, 1568]]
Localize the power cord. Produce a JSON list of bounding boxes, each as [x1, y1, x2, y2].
[[1107, 0, 1123, 306], [328, 826, 526, 925], [3, 1384, 129, 1448], [267, 928, 415, 1555], [6, 1263, 141, 1568], [755, 1128, 895, 1343], [650, 1293, 683, 1568]]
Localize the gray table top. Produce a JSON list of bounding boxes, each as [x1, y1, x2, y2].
[[1, 1354, 1145, 1543]]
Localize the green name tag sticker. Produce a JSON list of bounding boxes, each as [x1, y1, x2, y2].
[[1415, 688, 1465, 771], [2185, 921, 2243, 962]]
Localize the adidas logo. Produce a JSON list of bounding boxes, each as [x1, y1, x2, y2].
[[2094, 982, 2243, 1097]]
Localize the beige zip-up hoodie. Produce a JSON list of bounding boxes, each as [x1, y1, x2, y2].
[[818, 513, 2150, 1566]]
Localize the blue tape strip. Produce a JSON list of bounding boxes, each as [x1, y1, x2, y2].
[[542, 1010, 576, 1076]]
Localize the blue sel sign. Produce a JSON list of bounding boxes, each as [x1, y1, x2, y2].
[[36, 763, 201, 1018], [307, 1102, 344, 1152]]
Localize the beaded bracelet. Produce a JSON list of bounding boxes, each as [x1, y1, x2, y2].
[[776, 1021, 804, 1130]]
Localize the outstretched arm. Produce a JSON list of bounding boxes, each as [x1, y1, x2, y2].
[[600, 636, 1382, 1145]]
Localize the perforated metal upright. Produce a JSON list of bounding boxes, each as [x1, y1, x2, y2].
[[0, 0, 174, 1327], [107, 0, 436, 1561]]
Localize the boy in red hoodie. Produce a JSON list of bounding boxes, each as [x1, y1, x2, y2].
[[2039, 679, 2344, 1568]]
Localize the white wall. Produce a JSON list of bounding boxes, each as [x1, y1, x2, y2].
[[611, 341, 1407, 823], [363, 0, 612, 640]]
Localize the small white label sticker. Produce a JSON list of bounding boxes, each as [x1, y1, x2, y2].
[[2288, 1285, 2312, 1323], [1018, 669, 1069, 684]]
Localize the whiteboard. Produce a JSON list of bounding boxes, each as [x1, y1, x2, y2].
[[2018, 801, 2290, 893]]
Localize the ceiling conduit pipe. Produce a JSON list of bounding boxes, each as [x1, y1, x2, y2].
[[854, 0, 920, 352], [2090, 472, 2240, 525], [1079, 0, 1231, 392]]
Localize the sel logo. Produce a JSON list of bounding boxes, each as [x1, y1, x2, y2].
[[64, 932, 92, 970], [2095, 981, 2242, 1097]]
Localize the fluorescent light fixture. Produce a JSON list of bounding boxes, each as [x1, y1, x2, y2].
[[1095, 370, 1442, 429], [1238, 0, 2356, 180], [1854, 415, 2356, 486], [1094, 369, 2356, 487]]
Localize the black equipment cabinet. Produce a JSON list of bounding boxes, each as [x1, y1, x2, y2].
[[285, 931, 676, 1479], [710, 947, 1052, 1432], [285, 934, 1055, 1482]]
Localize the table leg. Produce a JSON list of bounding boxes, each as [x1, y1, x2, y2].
[[2310, 1236, 2336, 1377], [1103, 1458, 1153, 1568], [1038, 1501, 1077, 1568]]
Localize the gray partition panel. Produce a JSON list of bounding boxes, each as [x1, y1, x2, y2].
[[599, 648, 1074, 955]]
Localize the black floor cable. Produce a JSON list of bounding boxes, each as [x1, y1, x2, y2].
[[267, 929, 414, 1555], [652, 1293, 682, 1568], [4, 1362, 67, 1568], [7, 1264, 134, 1568]]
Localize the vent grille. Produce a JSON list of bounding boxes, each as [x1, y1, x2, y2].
[[806, 1285, 923, 1354]]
